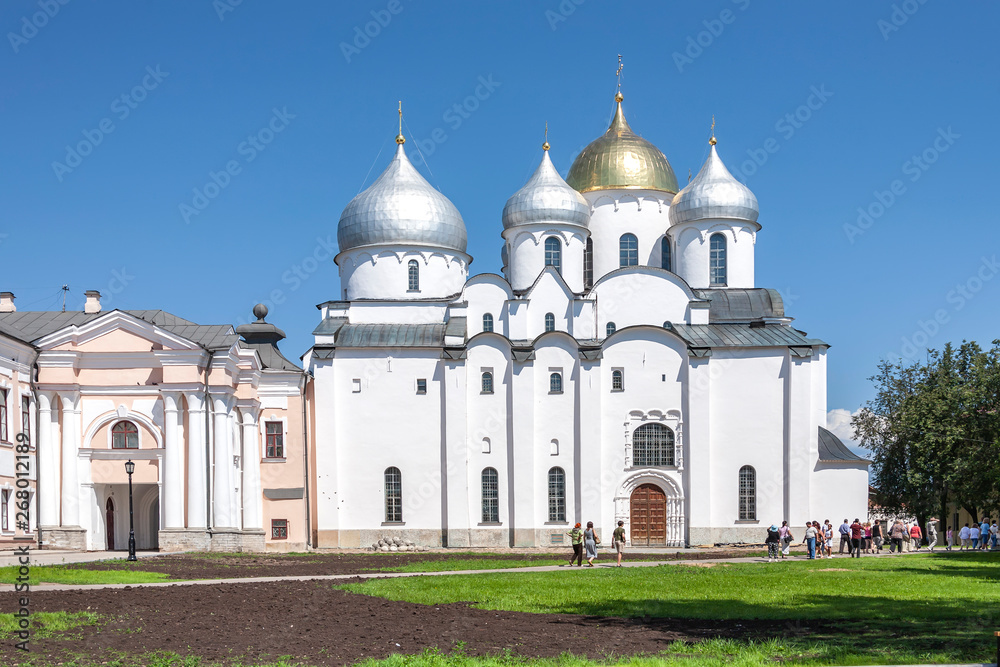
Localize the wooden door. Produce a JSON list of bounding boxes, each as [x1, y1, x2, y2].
[[105, 498, 115, 551], [630, 484, 667, 546]]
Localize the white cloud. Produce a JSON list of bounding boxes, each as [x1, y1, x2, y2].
[[827, 408, 867, 456]]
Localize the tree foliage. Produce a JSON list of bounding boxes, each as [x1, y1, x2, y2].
[[853, 341, 1000, 524]]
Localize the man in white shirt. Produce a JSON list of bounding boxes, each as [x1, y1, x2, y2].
[[925, 518, 938, 551], [959, 523, 971, 550], [970, 523, 981, 549]]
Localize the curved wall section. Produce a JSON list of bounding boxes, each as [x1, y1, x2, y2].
[[337, 246, 470, 300], [584, 191, 673, 283]]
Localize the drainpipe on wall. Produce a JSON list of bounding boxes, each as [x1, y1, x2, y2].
[[205, 384, 212, 534], [301, 371, 311, 549]]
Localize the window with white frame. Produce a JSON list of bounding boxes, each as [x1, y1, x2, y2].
[[710, 233, 727, 286], [408, 259, 420, 291], [20, 396, 30, 446], [0, 388, 7, 443], [1, 489, 8, 531], [265, 421, 283, 458], [619, 233, 638, 267], [611, 369, 624, 392], [584, 238, 594, 289], [632, 423, 675, 467], [481, 371, 494, 394], [544, 237, 561, 274], [111, 421, 138, 449], [482, 313, 494, 333], [481, 467, 499, 523], [544, 313, 555, 332], [549, 372, 562, 394]]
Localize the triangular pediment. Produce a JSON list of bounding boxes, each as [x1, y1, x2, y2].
[[34, 310, 205, 352]]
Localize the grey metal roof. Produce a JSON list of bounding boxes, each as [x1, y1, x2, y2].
[[0, 310, 237, 351], [238, 341, 302, 371], [444, 316, 467, 340], [334, 323, 446, 348], [818, 426, 869, 463], [669, 144, 759, 226], [693, 288, 784, 322], [671, 323, 823, 348], [312, 316, 349, 336], [337, 143, 467, 254]]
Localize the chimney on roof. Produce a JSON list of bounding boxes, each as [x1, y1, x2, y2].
[[0, 292, 15, 313], [84, 290, 102, 314]]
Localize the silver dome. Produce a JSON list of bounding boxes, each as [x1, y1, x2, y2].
[[502, 150, 590, 229], [669, 144, 759, 226], [338, 143, 468, 254]]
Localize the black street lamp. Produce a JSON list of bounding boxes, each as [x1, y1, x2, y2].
[[124, 459, 136, 562]]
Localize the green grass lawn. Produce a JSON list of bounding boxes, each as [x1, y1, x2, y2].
[[342, 552, 1000, 665], [0, 564, 172, 585]]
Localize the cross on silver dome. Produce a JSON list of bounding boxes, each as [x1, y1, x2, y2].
[[337, 141, 468, 254], [669, 141, 759, 227]]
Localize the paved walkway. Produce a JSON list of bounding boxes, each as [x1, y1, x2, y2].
[[18, 548, 942, 592]]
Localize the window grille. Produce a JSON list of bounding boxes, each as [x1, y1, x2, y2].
[[739, 465, 756, 520], [481, 372, 494, 394], [482, 313, 493, 333], [632, 423, 675, 467], [481, 467, 499, 522], [548, 467, 566, 522], [544, 313, 555, 332], [549, 372, 562, 393], [612, 370, 624, 392], [385, 467, 402, 522], [0, 389, 7, 443], [408, 259, 420, 291], [710, 233, 727, 286], [271, 519, 288, 539], [544, 237, 561, 274]]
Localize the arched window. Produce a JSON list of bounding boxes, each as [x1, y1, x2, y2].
[[619, 233, 638, 267], [481, 371, 494, 394], [384, 467, 402, 522], [710, 233, 727, 286], [482, 467, 499, 523], [408, 259, 420, 291], [111, 421, 138, 449], [606, 322, 617, 337], [482, 313, 494, 333], [584, 237, 594, 289], [632, 423, 675, 467], [549, 372, 562, 393], [548, 467, 566, 522], [661, 236, 671, 271], [544, 237, 561, 275], [611, 370, 624, 392], [739, 465, 756, 520], [544, 313, 555, 332]]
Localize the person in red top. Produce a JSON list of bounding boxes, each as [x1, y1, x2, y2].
[[909, 522, 923, 551], [850, 519, 864, 558]]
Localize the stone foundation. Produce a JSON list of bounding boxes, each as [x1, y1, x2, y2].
[[208, 528, 266, 552], [39, 526, 87, 550], [158, 528, 211, 552]]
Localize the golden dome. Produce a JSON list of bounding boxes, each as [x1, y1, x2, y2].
[[566, 96, 678, 194]]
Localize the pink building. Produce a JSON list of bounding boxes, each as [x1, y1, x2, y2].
[[0, 292, 308, 552]]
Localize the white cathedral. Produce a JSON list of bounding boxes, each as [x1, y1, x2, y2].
[[304, 90, 869, 549]]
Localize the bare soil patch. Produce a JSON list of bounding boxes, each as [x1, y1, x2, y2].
[[0, 579, 799, 665]]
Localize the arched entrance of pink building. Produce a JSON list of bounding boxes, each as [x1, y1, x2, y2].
[[105, 498, 115, 551]]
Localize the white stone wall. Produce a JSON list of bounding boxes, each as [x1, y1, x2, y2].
[[337, 246, 470, 300], [671, 221, 756, 289], [503, 226, 588, 293], [583, 191, 673, 281]]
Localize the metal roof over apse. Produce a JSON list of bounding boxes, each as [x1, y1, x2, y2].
[[334, 323, 448, 348], [502, 149, 590, 229], [818, 426, 870, 463], [337, 143, 468, 254], [693, 288, 784, 322], [566, 95, 679, 194], [669, 143, 759, 226]]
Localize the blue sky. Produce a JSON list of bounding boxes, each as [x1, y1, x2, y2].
[[2, 1, 997, 427]]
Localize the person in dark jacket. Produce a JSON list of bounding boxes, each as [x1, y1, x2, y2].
[[765, 524, 781, 562]]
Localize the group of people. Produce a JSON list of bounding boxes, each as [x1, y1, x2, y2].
[[565, 520, 628, 567], [950, 519, 999, 550]]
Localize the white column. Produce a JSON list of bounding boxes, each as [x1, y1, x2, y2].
[[60, 392, 81, 527], [211, 394, 234, 529], [241, 409, 262, 531], [161, 391, 184, 529], [185, 392, 208, 529], [36, 392, 59, 527]]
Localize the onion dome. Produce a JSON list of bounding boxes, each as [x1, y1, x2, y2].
[[502, 143, 590, 229], [566, 93, 679, 194], [337, 139, 467, 254], [669, 140, 759, 226]]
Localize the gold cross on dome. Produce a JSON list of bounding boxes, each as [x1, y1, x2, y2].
[[616, 54, 623, 91]]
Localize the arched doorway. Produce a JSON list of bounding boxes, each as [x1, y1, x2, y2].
[[105, 498, 115, 551], [630, 484, 666, 546]]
